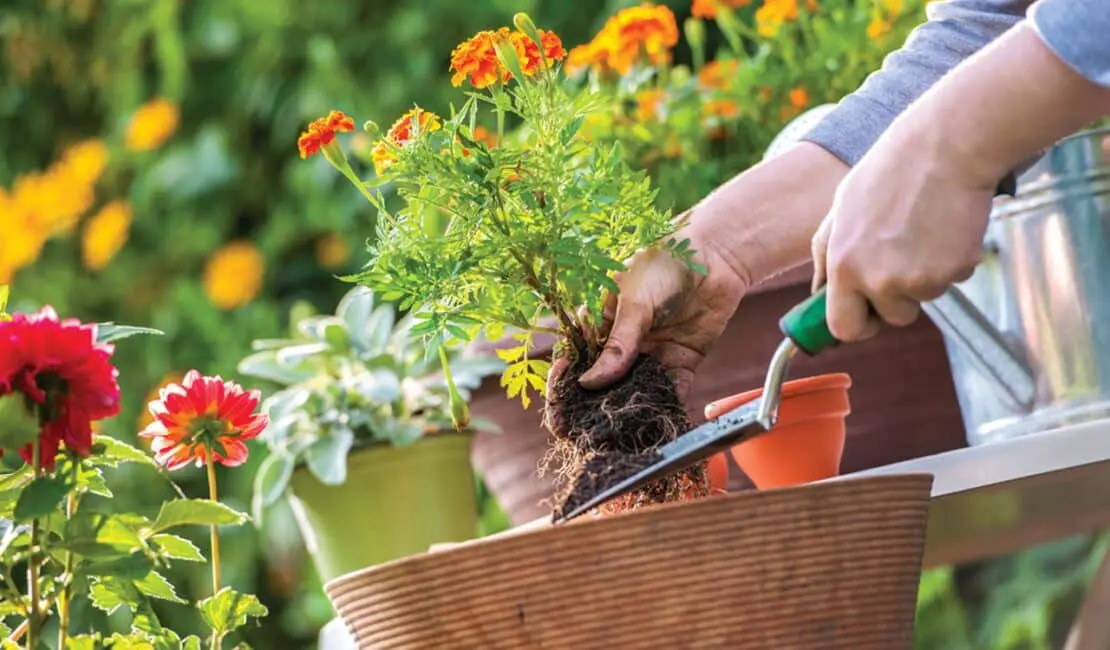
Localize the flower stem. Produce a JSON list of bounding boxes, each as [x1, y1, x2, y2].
[[206, 455, 222, 593], [26, 444, 41, 650], [58, 486, 78, 649]]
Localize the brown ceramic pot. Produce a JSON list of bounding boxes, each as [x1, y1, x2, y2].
[[470, 266, 968, 523], [327, 473, 934, 649]]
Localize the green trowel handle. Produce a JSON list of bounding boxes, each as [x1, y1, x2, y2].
[[779, 285, 838, 357]]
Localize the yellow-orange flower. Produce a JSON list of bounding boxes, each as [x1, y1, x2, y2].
[[81, 200, 132, 271], [697, 58, 740, 91], [755, 0, 815, 37], [0, 190, 48, 284], [636, 89, 666, 122], [371, 107, 443, 175], [568, 3, 679, 77], [692, 0, 753, 19], [703, 98, 740, 120], [125, 98, 179, 152], [471, 125, 498, 148], [316, 233, 351, 270], [56, 139, 109, 187], [450, 27, 566, 88], [297, 110, 356, 159], [202, 241, 265, 310]]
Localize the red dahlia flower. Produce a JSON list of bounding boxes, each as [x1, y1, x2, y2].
[[140, 370, 267, 470], [0, 307, 121, 470]]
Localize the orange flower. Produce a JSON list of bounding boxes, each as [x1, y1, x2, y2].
[[755, 0, 815, 37], [450, 27, 566, 88], [789, 86, 810, 109], [371, 107, 443, 175], [636, 89, 666, 122], [512, 29, 567, 76], [703, 98, 740, 120], [450, 29, 507, 88], [297, 110, 356, 159], [140, 370, 267, 471], [569, 3, 679, 77], [692, 0, 753, 19], [697, 58, 739, 91], [471, 125, 498, 149]]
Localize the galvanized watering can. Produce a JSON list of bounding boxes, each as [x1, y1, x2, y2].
[[769, 107, 1110, 446]]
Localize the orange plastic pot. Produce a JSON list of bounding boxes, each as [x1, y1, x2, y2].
[[705, 373, 850, 490]]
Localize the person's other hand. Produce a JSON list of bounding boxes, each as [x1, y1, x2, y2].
[[576, 225, 750, 400], [811, 125, 995, 342]]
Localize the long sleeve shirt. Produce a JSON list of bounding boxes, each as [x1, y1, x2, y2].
[[802, 0, 1110, 167]]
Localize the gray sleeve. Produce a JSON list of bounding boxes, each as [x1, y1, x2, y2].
[[801, 0, 1031, 166], [1030, 0, 1110, 88]]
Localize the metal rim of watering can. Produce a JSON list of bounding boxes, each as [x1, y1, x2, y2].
[[765, 104, 1038, 413]]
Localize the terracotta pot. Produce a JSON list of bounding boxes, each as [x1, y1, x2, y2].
[[706, 373, 850, 490], [326, 473, 934, 649]]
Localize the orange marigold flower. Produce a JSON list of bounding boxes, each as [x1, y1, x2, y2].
[[755, 0, 814, 37], [450, 29, 507, 88], [371, 107, 443, 175], [692, 0, 753, 19], [511, 29, 567, 76], [601, 3, 680, 74], [472, 125, 498, 148], [297, 110, 356, 159], [703, 98, 740, 120], [697, 58, 740, 91], [451, 27, 566, 88], [140, 370, 268, 471]]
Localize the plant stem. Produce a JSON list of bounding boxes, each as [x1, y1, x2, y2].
[[26, 444, 41, 650], [206, 455, 222, 593], [8, 619, 27, 643], [58, 486, 78, 649]]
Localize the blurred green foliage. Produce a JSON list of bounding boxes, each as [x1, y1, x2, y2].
[[1, 0, 1105, 647]]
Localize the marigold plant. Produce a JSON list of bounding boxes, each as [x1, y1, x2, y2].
[[301, 13, 709, 517]]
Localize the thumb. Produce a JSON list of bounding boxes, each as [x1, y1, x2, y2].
[[579, 297, 652, 389]]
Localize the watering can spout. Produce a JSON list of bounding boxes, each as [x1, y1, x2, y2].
[[921, 288, 1036, 411]]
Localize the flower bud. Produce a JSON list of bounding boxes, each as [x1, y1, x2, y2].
[[684, 18, 705, 52], [493, 36, 527, 84], [362, 120, 380, 138], [513, 12, 542, 47]]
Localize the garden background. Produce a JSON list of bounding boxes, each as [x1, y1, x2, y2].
[[1, 0, 1104, 647]]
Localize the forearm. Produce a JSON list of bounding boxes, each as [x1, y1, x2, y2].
[[905, 23, 1110, 187], [803, 0, 1030, 166], [687, 142, 848, 287]]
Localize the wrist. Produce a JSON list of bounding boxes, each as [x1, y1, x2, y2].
[[685, 142, 849, 287]]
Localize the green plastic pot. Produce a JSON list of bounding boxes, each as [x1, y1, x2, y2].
[[288, 432, 479, 583]]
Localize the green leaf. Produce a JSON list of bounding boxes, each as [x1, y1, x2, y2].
[[0, 393, 39, 452], [149, 533, 205, 562], [94, 435, 157, 468], [304, 426, 354, 486], [150, 499, 249, 534], [64, 511, 143, 556], [89, 576, 143, 615], [182, 637, 204, 650], [81, 554, 155, 580], [253, 451, 294, 511], [14, 473, 72, 522], [236, 351, 314, 385], [95, 323, 165, 344], [197, 587, 269, 637], [135, 570, 187, 604]]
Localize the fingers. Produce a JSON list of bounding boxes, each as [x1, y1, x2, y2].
[[825, 269, 882, 342], [810, 215, 832, 294], [579, 293, 652, 389]]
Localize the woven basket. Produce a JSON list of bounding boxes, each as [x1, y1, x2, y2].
[[326, 473, 933, 649]]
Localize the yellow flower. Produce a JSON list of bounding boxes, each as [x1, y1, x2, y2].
[[0, 191, 48, 284], [755, 0, 814, 37], [316, 233, 351, 270], [125, 98, 180, 152], [56, 139, 109, 187], [202, 241, 265, 310], [867, 15, 892, 38], [82, 200, 133, 271]]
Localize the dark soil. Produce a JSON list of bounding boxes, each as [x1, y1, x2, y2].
[[544, 342, 710, 520]]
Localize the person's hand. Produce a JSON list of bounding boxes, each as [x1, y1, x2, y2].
[[810, 123, 996, 342], [576, 225, 750, 400]]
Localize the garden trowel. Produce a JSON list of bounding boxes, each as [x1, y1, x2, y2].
[[554, 287, 838, 523]]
